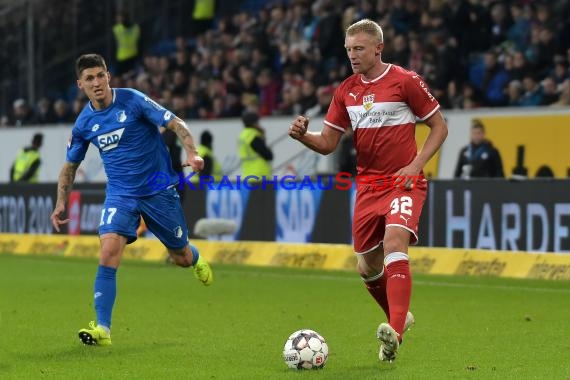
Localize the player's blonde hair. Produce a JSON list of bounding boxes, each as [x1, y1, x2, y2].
[[346, 19, 384, 43]]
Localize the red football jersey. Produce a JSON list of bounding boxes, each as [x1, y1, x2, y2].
[[324, 64, 440, 176]]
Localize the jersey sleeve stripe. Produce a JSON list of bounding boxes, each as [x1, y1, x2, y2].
[[418, 104, 440, 121], [324, 120, 345, 132]]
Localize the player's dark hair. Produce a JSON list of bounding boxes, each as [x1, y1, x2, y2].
[[75, 54, 107, 78]]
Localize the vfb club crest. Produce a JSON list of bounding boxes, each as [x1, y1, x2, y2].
[[363, 94, 375, 111]]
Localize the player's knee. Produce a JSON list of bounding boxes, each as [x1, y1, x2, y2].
[[356, 258, 378, 278], [100, 247, 121, 259], [382, 239, 406, 256], [357, 263, 373, 278], [99, 248, 122, 266]]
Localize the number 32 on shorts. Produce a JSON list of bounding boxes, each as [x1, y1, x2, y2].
[[390, 196, 412, 216]]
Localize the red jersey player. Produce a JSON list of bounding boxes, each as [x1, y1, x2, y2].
[[288, 19, 448, 363]]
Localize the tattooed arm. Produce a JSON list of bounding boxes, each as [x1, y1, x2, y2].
[[165, 116, 204, 172], [50, 162, 80, 232]]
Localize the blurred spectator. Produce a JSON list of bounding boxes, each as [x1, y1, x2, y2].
[[506, 80, 523, 106], [112, 10, 141, 77], [299, 80, 318, 114], [505, 51, 529, 82], [238, 67, 259, 96], [35, 98, 55, 124], [407, 35, 424, 74], [190, 0, 215, 37], [506, 3, 530, 51], [274, 88, 298, 116], [10, 133, 43, 182], [454, 120, 504, 179], [390, 0, 421, 35], [170, 38, 192, 73], [306, 85, 334, 118], [72, 97, 87, 118], [185, 93, 202, 119], [53, 99, 74, 124], [518, 73, 543, 106], [489, 2, 512, 47], [314, 2, 344, 71], [445, 81, 463, 109], [241, 93, 259, 115], [257, 68, 281, 116], [171, 95, 189, 120], [10, 99, 36, 127], [552, 58, 569, 85], [342, 4, 357, 31], [282, 46, 308, 76], [540, 77, 559, 105], [551, 79, 570, 107], [238, 111, 273, 178], [480, 50, 510, 106], [170, 69, 189, 97], [534, 3, 555, 30], [389, 34, 410, 67], [193, 130, 222, 182]]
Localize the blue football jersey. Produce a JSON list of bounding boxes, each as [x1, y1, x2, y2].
[[67, 88, 178, 196]]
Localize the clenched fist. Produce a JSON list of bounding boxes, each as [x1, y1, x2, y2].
[[288, 116, 309, 140]]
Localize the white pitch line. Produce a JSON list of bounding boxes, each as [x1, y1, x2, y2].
[[215, 268, 570, 294]]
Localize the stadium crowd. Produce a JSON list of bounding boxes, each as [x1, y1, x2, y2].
[[2, 0, 570, 128]]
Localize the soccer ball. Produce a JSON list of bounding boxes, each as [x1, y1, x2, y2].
[[282, 329, 329, 370]]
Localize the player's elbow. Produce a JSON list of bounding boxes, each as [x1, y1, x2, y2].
[[315, 144, 335, 155], [437, 121, 448, 142], [167, 116, 185, 131], [318, 137, 338, 155], [320, 147, 336, 156], [441, 124, 449, 141]]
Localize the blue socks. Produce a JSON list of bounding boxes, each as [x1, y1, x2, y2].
[[94, 265, 117, 329], [92, 247, 197, 330], [189, 244, 200, 266]]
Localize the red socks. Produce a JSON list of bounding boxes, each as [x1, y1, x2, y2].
[[363, 271, 390, 319], [362, 252, 412, 341], [385, 256, 412, 338]]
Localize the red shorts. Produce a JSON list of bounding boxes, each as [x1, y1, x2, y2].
[[352, 178, 427, 254]]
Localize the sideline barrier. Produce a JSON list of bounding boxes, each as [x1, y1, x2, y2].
[[1, 233, 569, 281]]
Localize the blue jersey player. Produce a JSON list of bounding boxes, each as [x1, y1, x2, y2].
[[50, 54, 213, 346]]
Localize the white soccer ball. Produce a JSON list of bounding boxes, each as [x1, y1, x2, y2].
[[282, 329, 329, 370]]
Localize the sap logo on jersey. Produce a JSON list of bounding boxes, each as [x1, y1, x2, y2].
[[98, 128, 125, 151]]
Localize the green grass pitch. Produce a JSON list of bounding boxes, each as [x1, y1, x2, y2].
[[0, 253, 569, 380]]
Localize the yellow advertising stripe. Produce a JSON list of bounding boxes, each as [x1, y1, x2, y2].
[[2, 234, 570, 280], [0, 233, 28, 255]]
